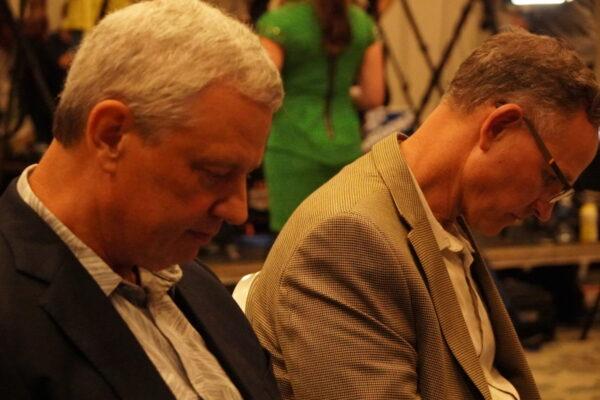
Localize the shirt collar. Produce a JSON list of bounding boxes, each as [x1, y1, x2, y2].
[[140, 265, 183, 298], [406, 166, 474, 255], [16, 165, 183, 296]]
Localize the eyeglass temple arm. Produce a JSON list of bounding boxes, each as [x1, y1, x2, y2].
[[522, 117, 573, 189]]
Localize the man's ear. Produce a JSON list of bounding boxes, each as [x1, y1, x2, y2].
[[479, 103, 523, 151], [85, 100, 135, 172]]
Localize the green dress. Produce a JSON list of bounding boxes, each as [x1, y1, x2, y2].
[[257, 2, 377, 231]]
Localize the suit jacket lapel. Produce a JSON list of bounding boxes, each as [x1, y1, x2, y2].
[[174, 264, 274, 399], [459, 220, 540, 400], [459, 218, 521, 354], [40, 258, 175, 399], [2, 182, 174, 400], [371, 135, 491, 399]]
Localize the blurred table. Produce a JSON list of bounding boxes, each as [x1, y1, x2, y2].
[[208, 259, 263, 288], [208, 242, 600, 286], [483, 242, 600, 279]]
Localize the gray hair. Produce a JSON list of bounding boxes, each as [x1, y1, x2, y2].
[[54, 0, 283, 146], [447, 29, 600, 133]]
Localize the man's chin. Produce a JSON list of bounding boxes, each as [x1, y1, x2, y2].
[[175, 247, 205, 265], [470, 213, 522, 237], [143, 249, 202, 271], [472, 221, 506, 237]]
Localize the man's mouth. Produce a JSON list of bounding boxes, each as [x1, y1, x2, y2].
[[187, 229, 218, 244]]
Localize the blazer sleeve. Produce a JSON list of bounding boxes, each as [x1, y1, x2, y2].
[[275, 213, 422, 399]]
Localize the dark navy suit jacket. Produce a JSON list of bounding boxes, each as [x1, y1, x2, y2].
[[0, 181, 280, 399]]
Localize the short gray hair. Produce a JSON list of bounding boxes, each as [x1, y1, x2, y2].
[[447, 29, 600, 132], [54, 0, 283, 146]]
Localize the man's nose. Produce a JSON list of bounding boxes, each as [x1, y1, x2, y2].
[[212, 181, 248, 226], [533, 198, 555, 222]]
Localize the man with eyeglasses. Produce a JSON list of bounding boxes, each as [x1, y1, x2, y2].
[[246, 29, 599, 399]]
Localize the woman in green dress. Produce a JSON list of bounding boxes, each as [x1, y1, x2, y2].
[[258, 0, 385, 231]]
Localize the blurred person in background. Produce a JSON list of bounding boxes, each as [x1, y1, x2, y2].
[[257, 0, 385, 232], [1, 0, 133, 155]]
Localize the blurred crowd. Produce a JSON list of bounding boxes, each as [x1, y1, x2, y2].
[[1, 0, 598, 246]]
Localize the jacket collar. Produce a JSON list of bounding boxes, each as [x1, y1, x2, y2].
[[370, 135, 492, 399], [459, 219, 540, 400], [173, 264, 279, 399], [0, 181, 175, 399], [2, 180, 278, 399]]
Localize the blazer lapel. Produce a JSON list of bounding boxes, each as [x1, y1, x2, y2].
[[371, 135, 491, 399], [460, 220, 541, 400], [40, 257, 175, 399], [459, 218, 522, 355], [173, 264, 274, 399], [2, 183, 174, 400]]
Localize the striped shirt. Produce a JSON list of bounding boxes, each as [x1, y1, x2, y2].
[[17, 165, 242, 400]]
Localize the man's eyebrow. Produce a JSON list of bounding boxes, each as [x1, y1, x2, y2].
[[190, 160, 234, 169], [190, 160, 260, 172]]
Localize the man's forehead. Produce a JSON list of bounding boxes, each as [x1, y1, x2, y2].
[[190, 157, 261, 172], [552, 111, 599, 181]]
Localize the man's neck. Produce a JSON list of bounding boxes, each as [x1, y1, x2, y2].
[[401, 103, 476, 227]]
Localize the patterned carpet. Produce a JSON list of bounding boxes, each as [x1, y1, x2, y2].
[[526, 327, 600, 400]]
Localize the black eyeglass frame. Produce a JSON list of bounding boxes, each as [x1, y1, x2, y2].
[[521, 116, 574, 204]]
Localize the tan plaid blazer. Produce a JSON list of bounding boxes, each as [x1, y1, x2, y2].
[[247, 134, 540, 400]]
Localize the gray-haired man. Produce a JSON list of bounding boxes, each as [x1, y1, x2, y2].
[[0, 1, 283, 399]]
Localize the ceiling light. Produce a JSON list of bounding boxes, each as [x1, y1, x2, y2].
[[511, 0, 573, 5]]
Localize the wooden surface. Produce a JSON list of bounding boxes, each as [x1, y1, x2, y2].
[[482, 242, 600, 278], [208, 259, 263, 287], [207, 242, 600, 286]]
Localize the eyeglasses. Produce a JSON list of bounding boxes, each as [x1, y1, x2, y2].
[[522, 116, 574, 204]]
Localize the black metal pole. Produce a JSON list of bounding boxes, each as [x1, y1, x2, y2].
[[399, 0, 444, 97], [379, 26, 416, 113], [480, 0, 499, 34], [413, 0, 476, 127]]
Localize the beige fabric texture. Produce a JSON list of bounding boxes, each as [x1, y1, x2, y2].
[[247, 134, 540, 400]]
